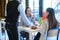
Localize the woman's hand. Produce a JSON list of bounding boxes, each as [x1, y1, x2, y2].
[[31, 25, 37, 29]]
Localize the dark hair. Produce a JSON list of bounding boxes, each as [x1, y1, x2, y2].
[[25, 7, 30, 15], [46, 8, 58, 30]]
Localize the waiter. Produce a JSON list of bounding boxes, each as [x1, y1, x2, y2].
[[5, 0, 20, 40], [5, 0, 36, 40]]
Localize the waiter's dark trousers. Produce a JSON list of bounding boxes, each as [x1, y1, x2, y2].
[[5, 23, 18, 40]]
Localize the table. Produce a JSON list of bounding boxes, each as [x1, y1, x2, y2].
[[18, 26, 40, 40]]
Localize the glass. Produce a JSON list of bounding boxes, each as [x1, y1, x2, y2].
[[38, 17, 43, 25]]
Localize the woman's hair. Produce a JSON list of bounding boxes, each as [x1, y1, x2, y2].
[[46, 8, 58, 29], [25, 7, 30, 15]]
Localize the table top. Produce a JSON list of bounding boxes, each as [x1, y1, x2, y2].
[[18, 26, 40, 32]]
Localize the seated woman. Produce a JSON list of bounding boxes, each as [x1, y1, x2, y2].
[[25, 7, 36, 25], [21, 7, 41, 40], [34, 8, 58, 40]]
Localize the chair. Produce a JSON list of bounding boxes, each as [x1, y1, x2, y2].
[[57, 23, 60, 40], [46, 27, 60, 40]]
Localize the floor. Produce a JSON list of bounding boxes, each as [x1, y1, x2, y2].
[[0, 29, 60, 40]]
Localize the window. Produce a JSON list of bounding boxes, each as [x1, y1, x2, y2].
[[29, 0, 39, 21], [43, 0, 60, 22], [55, 2, 60, 13], [43, 0, 52, 11], [43, 0, 60, 11]]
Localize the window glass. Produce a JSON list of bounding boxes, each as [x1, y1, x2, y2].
[[29, 0, 39, 21]]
